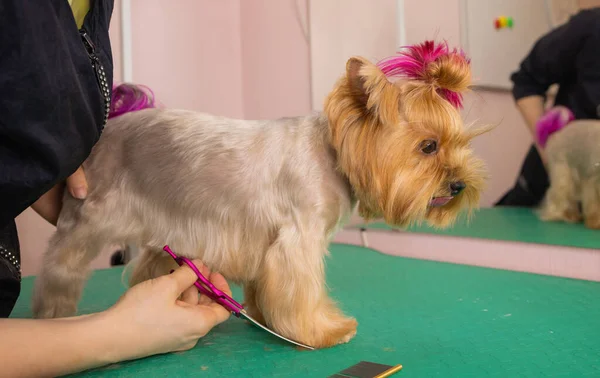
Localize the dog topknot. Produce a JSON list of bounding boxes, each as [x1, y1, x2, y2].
[[535, 106, 575, 148], [376, 40, 471, 108], [109, 83, 158, 119]]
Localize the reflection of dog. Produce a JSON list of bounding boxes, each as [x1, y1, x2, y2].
[[537, 106, 600, 229], [32, 40, 487, 349]]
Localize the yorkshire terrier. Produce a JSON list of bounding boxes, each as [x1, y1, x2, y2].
[[32, 40, 487, 349], [536, 106, 600, 229]]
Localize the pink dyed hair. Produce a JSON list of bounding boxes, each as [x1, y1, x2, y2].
[[376, 40, 470, 108], [535, 106, 575, 148], [109, 83, 158, 119]]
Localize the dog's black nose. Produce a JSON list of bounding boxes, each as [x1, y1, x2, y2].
[[450, 181, 466, 195]]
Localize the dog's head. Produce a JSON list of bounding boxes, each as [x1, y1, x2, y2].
[[324, 40, 488, 228]]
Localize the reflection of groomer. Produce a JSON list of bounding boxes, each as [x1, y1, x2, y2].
[[495, 7, 600, 207]]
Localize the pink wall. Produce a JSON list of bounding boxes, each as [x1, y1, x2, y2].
[[108, 0, 122, 84], [129, 0, 244, 118], [125, 0, 311, 119], [240, 0, 311, 119], [404, 0, 462, 46], [308, 0, 398, 111]]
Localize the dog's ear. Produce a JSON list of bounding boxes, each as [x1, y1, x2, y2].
[[345, 56, 401, 125], [346, 57, 370, 106]]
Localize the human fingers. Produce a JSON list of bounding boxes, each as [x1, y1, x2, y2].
[[66, 166, 88, 199], [208, 272, 232, 296], [173, 339, 200, 353], [203, 301, 232, 326], [201, 272, 232, 325], [169, 259, 205, 295], [196, 270, 230, 306], [180, 285, 199, 305], [195, 263, 214, 305], [195, 272, 231, 307], [198, 293, 213, 306], [198, 262, 211, 278]]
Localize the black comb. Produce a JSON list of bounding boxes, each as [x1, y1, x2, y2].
[[329, 361, 403, 378]]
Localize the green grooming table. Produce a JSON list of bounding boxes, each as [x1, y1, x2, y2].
[[353, 207, 600, 249], [12, 244, 600, 377]]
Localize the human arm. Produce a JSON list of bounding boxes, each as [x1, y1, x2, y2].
[[0, 260, 231, 378], [514, 95, 547, 162], [30, 167, 88, 226], [510, 10, 596, 159]]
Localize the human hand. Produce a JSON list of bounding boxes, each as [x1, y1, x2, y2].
[[65, 166, 89, 199], [102, 260, 231, 362], [31, 166, 88, 226], [515, 96, 548, 167]]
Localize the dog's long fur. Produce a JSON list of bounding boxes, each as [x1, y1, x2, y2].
[[32, 41, 487, 349]]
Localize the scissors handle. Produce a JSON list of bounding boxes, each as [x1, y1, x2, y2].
[[163, 245, 243, 315]]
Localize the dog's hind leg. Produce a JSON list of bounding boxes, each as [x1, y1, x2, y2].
[[538, 162, 581, 223], [243, 281, 266, 325], [32, 218, 112, 319], [127, 246, 178, 287], [252, 225, 357, 349], [581, 178, 600, 229]]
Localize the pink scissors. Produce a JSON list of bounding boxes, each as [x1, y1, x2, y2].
[[163, 245, 314, 350]]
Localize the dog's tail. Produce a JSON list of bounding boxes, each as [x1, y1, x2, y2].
[[535, 106, 575, 148], [108, 82, 158, 119]]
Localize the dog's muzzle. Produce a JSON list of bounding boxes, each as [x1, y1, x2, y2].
[[428, 181, 466, 207], [429, 196, 454, 207], [450, 181, 466, 196]]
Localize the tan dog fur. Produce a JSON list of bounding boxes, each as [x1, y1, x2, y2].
[[31, 54, 487, 349], [538, 120, 600, 229]]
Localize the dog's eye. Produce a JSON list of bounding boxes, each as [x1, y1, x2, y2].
[[420, 140, 437, 154]]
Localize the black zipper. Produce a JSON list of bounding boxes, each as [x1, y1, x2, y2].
[[80, 29, 111, 133], [0, 246, 20, 280]]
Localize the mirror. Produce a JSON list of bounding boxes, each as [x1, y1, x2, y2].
[[308, 0, 600, 279]]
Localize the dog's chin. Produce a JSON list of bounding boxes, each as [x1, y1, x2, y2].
[[428, 196, 455, 208], [424, 194, 473, 229]]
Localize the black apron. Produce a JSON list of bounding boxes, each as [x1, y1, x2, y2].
[[495, 145, 549, 207], [0, 0, 114, 317]]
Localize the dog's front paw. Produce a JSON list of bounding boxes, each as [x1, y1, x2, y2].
[[538, 203, 581, 223], [563, 208, 582, 223], [32, 297, 78, 319], [584, 214, 600, 229], [274, 308, 358, 350], [312, 313, 358, 348], [32, 290, 78, 319]]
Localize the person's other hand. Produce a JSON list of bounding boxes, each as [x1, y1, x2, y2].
[[31, 166, 88, 225], [65, 166, 88, 199], [103, 260, 231, 362]]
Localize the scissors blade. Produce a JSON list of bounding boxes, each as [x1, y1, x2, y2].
[[239, 309, 315, 350]]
